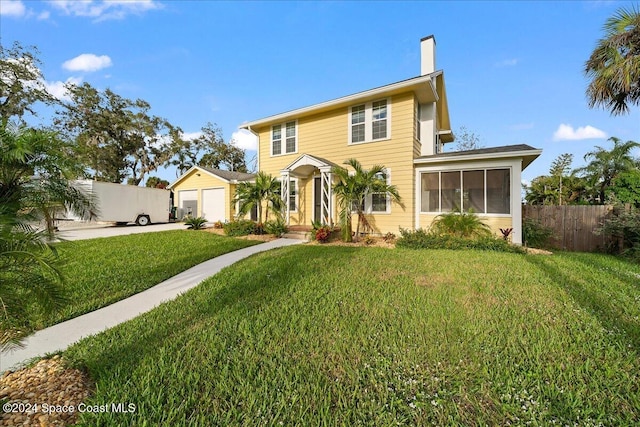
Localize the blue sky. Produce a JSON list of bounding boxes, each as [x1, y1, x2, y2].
[[2, 0, 639, 186]]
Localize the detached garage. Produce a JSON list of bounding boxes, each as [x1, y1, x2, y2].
[[168, 166, 255, 222]]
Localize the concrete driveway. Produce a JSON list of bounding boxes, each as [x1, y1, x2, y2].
[[55, 222, 187, 241]]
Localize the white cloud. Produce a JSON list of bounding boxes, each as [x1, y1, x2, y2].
[[44, 76, 82, 101], [495, 58, 518, 67], [62, 54, 112, 72], [49, 0, 162, 21], [0, 0, 26, 16], [231, 129, 258, 151], [552, 123, 607, 141], [37, 10, 50, 20], [180, 131, 202, 141]]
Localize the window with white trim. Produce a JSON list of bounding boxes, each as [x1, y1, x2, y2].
[[350, 169, 392, 214], [349, 99, 390, 144], [271, 121, 297, 156], [371, 170, 390, 213], [351, 105, 365, 143], [420, 168, 511, 214], [288, 179, 297, 212]]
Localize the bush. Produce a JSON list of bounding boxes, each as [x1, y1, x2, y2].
[[264, 218, 288, 237], [213, 220, 224, 229], [397, 228, 524, 253], [430, 209, 491, 238], [383, 232, 396, 242], [184, 216, 207, 230], [315, 226, 332, 243], [600, 206, 640, 262], [223, 220, 257, 236], [522, 218, 553, 248]]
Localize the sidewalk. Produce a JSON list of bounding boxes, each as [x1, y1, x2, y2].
[[0, 238, 302, 372]]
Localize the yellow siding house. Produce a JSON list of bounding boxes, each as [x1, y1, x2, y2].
[[239, 36, 541, 244], [168, 166, 254, 222]]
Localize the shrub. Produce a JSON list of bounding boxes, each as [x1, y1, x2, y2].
[[383, 232, 396, 242], [397, 228, 524, 253], [522, 218, 553, 248], [184, 216, 207, 230], [264, 218, 288, 237], [310, 220, 323, 241], [223, 220, 256, 236], [213, 220, 224, 229], [600, 206, 640, 262], [430, 209, 491, 238], [315, 226, 332, 243], [499, 228, 513, 241]]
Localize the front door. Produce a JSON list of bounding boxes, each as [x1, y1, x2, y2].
[[313, 177, 321, 223]]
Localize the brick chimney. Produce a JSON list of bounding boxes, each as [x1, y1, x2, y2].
[[420, 35, 436, 75]]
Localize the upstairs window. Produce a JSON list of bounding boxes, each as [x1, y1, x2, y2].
[[351, 105, 365, 143], [349, 98, 391, 144], [272, 121, 297, 156], [372, 100, 387, 140], [272, 124, 282, 155]]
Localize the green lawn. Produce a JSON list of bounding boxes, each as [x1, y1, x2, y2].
[[64, 247, 640, 426], [27, 231, 258, 330]]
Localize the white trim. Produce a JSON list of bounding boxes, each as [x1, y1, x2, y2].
[[369, 168, 392, 214], [271, 120, 298, 157], [348, 98, 392, 145], [239, 73, 440, 129], [288, 178, 299, 213], [414, 158, 524, 244], [414, 149, 542, 165], [417, 167, 513, 215], [283, 153, 332, 171], [168, 165, 254, 189], [312, 176, 320, 223]]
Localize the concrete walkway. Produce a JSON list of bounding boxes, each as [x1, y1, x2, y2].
[[0, 238, 302, 372]]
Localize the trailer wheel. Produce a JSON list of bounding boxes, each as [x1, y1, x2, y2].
[[136, 215, 150, 226]]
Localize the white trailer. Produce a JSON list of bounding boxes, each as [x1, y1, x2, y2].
[[74, 180, 171, 226]]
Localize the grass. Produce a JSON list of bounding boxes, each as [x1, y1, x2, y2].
[[64, 247, 640, 426], [26, 231, 258, 330]]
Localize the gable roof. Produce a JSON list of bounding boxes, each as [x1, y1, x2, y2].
[[414, 144, 542, 169], [239, 71, 446, 130], [198, 167, 255, 182], [168, 166, 255, 189]]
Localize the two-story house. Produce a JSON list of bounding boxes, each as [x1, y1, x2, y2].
[[237, 36, 540, 244]]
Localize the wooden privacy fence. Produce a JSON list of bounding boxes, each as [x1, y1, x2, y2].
[[522, 205, 614, 252]]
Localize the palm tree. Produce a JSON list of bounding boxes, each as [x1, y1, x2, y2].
[[430, 208, 491, 238], [332, 159, 401, 242], [0, 124, 94, 349], [577, 136, 640, 203], [0, 124, 95, 237], [0, 210, 66, 350], [585, 5, 640, 115], [234, 171, 282, 223]]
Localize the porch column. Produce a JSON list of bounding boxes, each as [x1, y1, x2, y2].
[[280, 170, 290, 225], [319, 166, 332, 226]]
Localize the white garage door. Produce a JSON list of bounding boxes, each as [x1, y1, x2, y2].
[[201, 188, 225, 222]]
